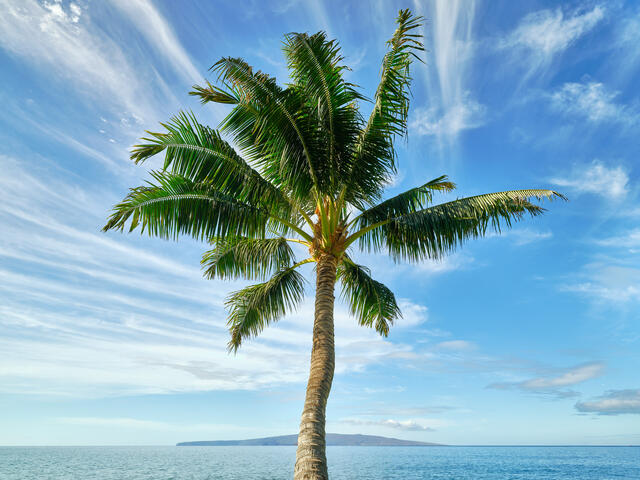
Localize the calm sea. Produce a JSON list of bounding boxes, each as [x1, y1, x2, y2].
[[1, 446, 638, 479]]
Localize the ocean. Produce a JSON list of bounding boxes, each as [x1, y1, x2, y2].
[[1, 446, 638, 479]]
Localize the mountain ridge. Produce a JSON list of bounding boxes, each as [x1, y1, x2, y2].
[[177, 433, 442, 447]]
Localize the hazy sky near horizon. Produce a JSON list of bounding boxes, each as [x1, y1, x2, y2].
[[1, 0, 639, 446]]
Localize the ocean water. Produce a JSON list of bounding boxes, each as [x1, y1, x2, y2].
[[1, 446, 638, 479]]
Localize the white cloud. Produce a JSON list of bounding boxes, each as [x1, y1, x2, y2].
[[435, 340, 475, 351], [341, 418, 435, 432], [396, 300, 428, 328], [411, 96, 486, 137], [412, 0, 484, 141], [107, 0, 201, 84], [521, 363, 603, 389], [55, 416, 238, 432], [550, 160, 629, 199], [564, 270, 640, 304], [488, 362, 604, 398], [500, 6, 604, 78], [510, 229, 553, 246], [0, 0, 160, 122], [596, 229, 640, 250], [57, 417, 168, 429], [414, 253, 471, 275], [549, 81, 637, 125], [488, 228, 554, 246], [575, 389, 640, 415], [562, 258, 640, 305], [612, 11, 640, 80]]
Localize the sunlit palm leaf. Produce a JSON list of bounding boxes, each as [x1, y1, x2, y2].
[[338, 258, 401, 336], [354, 175, 456, 227], [284, 32, 363, 192], [131, 112, 291, 219], [354, 190, 565, 261], [202, 236, 296, 281], [226, 266, 306, 352], [347, 9, 424, 206], [189, 80, 239, 104], [103, 171, 270, 240], [193, 57, 320, 203]]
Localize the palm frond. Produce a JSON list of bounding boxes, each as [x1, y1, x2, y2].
[[102, 171, 270, 240], [346, 9, 424, 205], [352, 189, 565, 262], [202, 236, 296, 281], [189, 80, 239, 104], [284, 32, 363, 192], [338, 258, 401, 336], [226, 265, 306, 352], [353, 175, 456, 228], [194, 57, 321, 203], [130, 112, 291, 217]]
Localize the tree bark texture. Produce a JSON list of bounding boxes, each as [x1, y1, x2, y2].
[[293, 253, 337, 480]]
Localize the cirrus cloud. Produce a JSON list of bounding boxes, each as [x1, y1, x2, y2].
[[499, 5, 604, 78], [341, 418, 435, 432], [550, 160, 629, 199], [487, 362, 604, 399], [575, 389, 640, 415]]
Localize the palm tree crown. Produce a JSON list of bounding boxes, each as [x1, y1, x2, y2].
[[104, 10, 563, 479]]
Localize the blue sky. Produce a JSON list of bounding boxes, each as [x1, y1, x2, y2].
[[1, 0, 639, 446]]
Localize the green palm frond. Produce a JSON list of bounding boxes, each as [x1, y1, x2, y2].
[[189, 80, 239, 104], [338, 258, 401, 336], [130, 112, 291, 216], [353, 175, 456, 228], [202, 236, 296, 281], [194, 57, 320, 203], [351, 189, 565, 262], [347, 9, 424, 205], [284, 32, 363, 191], [226, 265, 307, 352], [102, 171, 270, 240]]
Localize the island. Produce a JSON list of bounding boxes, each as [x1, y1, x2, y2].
[[177, 433, 442, 447]]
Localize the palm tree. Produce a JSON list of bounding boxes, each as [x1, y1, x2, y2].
[[104, 9, 563, 480]]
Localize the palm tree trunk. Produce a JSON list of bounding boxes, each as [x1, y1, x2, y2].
[[294, 253, 337, 480]]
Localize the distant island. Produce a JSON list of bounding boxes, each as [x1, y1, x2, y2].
[[177, 433, 442, 447]]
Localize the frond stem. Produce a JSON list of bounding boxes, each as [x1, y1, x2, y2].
[[343, 219, 389, 249], [271, 215, 314, 243], [286, 238, 312, 247]]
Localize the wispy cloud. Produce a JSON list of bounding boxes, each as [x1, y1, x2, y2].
[[341, 418, 435, 432], [435, 340, 475, 351], [107, 0, 202, 85], [0, 0, 162, 122], [55, 416, 239, 432], [499, 5, 604, 79], [611, 9, 640, 82], [413, 253, 472, 275], [0, 156, 431, 397], [396, 301, 428, 328], [509, 229, 553, 246], [488, 228, 554, 246], [575, 389, 640, 415], [488, 362, 604, 398], [550, 160, 629, 199], [57, 417, 169, 429], [360, 405, 457, 416], [412, 0, 485, 141], [411, 95, 486, 137], [563, 264, 640, 304], [595, 229, 640, 251], [549, 81, 638, 126]]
